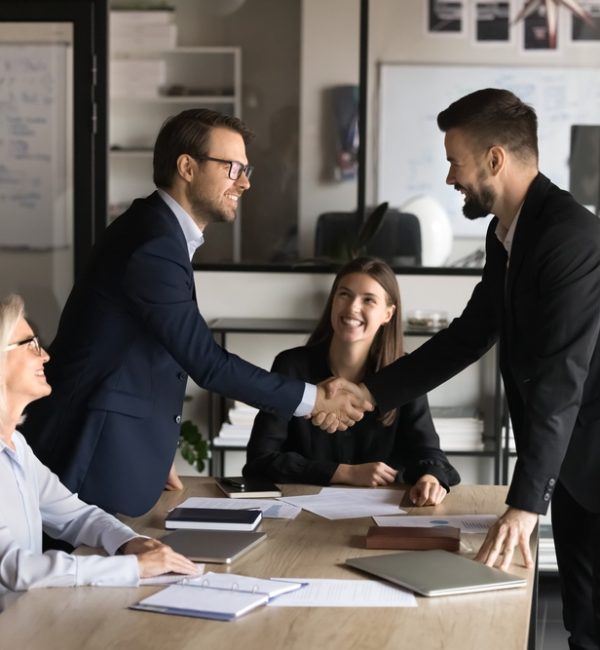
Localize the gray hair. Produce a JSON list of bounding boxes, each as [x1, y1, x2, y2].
[[0, 294, 25, 428]]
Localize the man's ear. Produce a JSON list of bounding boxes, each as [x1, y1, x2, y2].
[[176, 154, 195, 182], [488, 145, 505, 176]]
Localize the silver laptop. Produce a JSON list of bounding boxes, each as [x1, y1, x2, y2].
[[160, 529, 266, 564], [346, 549, 527, 597]]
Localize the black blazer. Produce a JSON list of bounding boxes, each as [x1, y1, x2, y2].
[[365, 173, 600, 514], [243, 343, 460, 488], [21, 193, 304, 516]]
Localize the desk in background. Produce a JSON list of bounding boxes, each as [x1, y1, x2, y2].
[[0, 480, 537, 650]]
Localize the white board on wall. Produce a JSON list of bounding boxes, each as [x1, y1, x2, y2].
[[378, 63, 600, 237], [0, 44, 70, 248]]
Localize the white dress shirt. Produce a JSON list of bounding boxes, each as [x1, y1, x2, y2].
[[0, 431, 139, 592], [155, 188, 316, 416]]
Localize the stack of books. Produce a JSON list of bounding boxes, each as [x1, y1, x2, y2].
[[111, 58, 166, 98], [212, 402, 259, 448], [430, 406, 485, 451], [110, 9, 178, 52]]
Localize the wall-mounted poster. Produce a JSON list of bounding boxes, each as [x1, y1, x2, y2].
[[523, 6, 558, 49], [572, 0, 600, 40], [428, 0, 464, 34], [475, 1, 510, 41]]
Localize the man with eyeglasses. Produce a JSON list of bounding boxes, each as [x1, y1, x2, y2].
[[21, 108, 372, 518]]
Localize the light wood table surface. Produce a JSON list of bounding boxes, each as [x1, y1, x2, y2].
[[0, 479, 536, 650]]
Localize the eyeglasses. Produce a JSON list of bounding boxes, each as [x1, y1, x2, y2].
[[195, 155, 254, 180], [6, 335, 42, 356]]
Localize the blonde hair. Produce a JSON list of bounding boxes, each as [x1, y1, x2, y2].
[[0, 294, 25, 428]]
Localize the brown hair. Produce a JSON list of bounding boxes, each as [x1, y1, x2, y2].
[[308, 257, 402, 426], [437, 88, 538, 163], [153, 108, 254, 188]]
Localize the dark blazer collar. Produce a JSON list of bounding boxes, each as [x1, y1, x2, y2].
[[505, 172, 552, 297], [143, 190, 189, 259]]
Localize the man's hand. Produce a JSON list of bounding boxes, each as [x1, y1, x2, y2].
[[120, 536, 200, 579], [332, 462, 397, 487], [165, 463, 184, 491], [408, 474, 448, 506], [311, 378, 374, 433], [475, 507, 538, 571]]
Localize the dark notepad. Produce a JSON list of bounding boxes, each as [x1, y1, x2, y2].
[[164, 507, 262, 531], [215, 476, 282, 499]]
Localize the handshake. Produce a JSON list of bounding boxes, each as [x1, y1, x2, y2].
[[310, 378, 375, 433]]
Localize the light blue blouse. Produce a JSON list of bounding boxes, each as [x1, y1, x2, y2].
[[0, 431, 139, 592]]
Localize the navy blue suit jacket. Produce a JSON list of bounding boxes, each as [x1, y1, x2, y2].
[[366, 174, 600, 515], [21, 193, 304, 516]]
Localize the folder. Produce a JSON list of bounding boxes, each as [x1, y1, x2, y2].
[[215, 476, 282, 498], [130, 572, 304, 621]]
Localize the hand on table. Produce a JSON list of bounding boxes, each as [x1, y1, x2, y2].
[[164, 463, 184, 491], [311, 378, 374, 433], [121, 537, 199, 579], [475, 506, 538, 571], [408, 474, 448, 506], [332, 462, 397, 487]]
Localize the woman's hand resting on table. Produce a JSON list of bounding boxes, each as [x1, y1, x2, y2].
[[119, 537, 199, 579], [408, 474, 447, 506]]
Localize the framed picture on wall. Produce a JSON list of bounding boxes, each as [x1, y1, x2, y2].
[[523, 6, 559, 50], [474, 1, 510, 42], [427, 0, 465, 35], [571, 0, 600, 41]]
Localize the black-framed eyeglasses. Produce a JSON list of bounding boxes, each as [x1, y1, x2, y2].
[[194, 155, 254, 180], [5, 335, 42, 356]]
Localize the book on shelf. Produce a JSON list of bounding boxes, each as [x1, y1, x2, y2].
[[130, 572, 303, 621], [110, 9, 177, 52], [431, 406, 484, 451], [165, 507, 262, 531]]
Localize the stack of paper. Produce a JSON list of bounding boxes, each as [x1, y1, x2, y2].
[[212, 402, 258, 447], [111, 58, 166, 99], [431, 406, 485, 451], [538, 515, 557, 572], [110, 10, 178, 52]]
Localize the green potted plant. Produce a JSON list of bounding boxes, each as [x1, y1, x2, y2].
[[178, 396, 210, 474]]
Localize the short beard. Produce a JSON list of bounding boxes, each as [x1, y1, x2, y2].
[[458, 176, 496, 221]]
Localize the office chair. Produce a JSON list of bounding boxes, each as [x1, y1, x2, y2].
[[314, 208, 422, 266]]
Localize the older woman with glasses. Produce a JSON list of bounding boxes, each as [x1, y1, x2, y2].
[[0, 294, 198, 593]]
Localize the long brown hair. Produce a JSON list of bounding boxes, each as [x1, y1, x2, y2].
[[308, 257, 403, 425]]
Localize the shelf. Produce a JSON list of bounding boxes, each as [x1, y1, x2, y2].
[[110, 149, 153, 158], [110, 95, 236, 104], [112, 46, 241, 57]]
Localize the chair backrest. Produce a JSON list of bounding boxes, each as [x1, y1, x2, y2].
[[314, 208, 421, 266]]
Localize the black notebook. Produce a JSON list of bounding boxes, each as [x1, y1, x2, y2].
[[165, 507, 262, 531], [215, 476, 282, 499]]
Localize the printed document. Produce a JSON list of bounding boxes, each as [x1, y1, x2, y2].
[[373, 514, 498, 533], [175, 496, 300, 519]]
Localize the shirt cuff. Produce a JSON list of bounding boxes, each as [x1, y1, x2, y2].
[[293, 383, 316, 417]]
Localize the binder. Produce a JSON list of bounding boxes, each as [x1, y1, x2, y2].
[[130, 572, 304, 621]]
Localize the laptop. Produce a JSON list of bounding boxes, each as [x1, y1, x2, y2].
[[345, 549, 527, 597], [160, 529, 267, 564]]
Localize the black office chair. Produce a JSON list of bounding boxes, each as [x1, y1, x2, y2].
[[314, 208, 422, 266]]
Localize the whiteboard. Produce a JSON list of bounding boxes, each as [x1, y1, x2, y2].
[[378, 63, 600, 237], [0, 44, 70, 248]]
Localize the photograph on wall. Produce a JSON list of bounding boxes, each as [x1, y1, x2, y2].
[[523, 6, 558, 49], [571, 1, 600, 41], [427, 0, 464, 34], [475, 1, 510, 42]]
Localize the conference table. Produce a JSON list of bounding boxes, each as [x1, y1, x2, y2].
[[0, 479, 537, 650]]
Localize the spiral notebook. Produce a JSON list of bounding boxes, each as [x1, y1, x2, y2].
[[130, 572, 304, 621]]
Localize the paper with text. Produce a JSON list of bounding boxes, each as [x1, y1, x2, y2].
[[175, 496, 300, 519], [373, 514, 498, 533]]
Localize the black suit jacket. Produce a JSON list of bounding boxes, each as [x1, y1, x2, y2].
[[21, 193, 304, 516], [243, 343, 460, 488], [365, 173, 600, 514]]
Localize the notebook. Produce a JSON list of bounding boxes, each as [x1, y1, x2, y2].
[[345, 549, 527, 597], [164, 507, 262, 531], [215, 476, 282, 499], [130, 572, 303, 621], [160, 529, 266, 564]]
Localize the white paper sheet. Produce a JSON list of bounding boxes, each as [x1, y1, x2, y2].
[[175, 496, 300, 519], [277, 487, 406, 520], [372, 514, 498, 534], [267, 578, 417, 607]]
